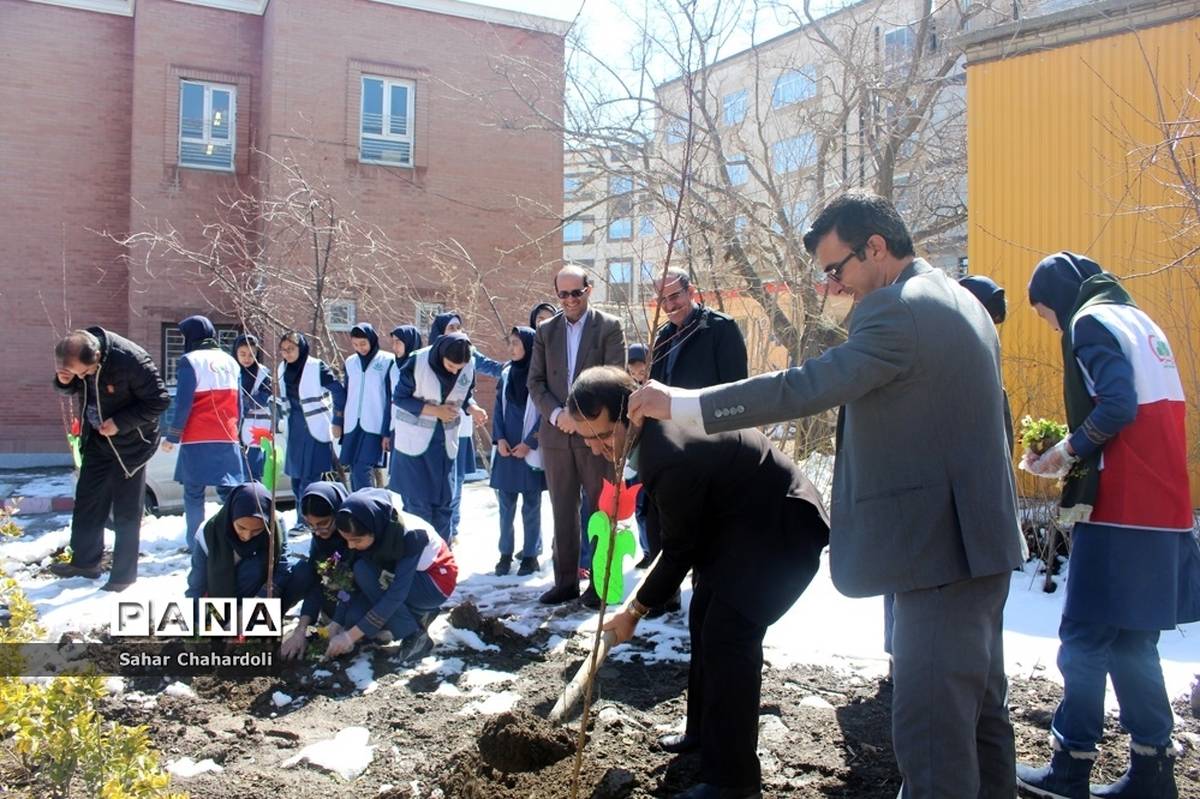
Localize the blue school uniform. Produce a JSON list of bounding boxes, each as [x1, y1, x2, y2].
[[339, 324, 396, 490], [278, 334, 346, 500], [489, 327, 544, 559], [231, 335, 273, 481], [286, 481, 353, 623]]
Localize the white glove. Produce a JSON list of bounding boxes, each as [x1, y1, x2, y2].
[[1020, 438, 1076, 480]]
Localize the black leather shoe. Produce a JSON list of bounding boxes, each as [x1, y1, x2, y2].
[[517, 556, 539, 576], [538, 585, 581, 605], [580, 584, 601, 609], [494, 555, 512, 576], [635, 555, 653, 569], [49, 562, 103, 579], [671, 784, 761, 799], [658, 732, 701, 753]]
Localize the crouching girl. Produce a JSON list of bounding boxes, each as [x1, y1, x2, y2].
[[185, 482, 300, 609], [279, 481, 351, 660], [324, 489, 457, 662]]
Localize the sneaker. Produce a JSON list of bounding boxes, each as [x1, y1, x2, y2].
[[494, 555, 513, 577], [395, 631, 434, 663], [517, 556, 539, 576]]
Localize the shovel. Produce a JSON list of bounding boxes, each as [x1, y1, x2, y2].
[[548, 554, 661, 723]]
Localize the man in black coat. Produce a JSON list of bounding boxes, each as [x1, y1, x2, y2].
[[50, 327, 170, 591], [568, 366, 829, 799], [649, 267, 748, 390]]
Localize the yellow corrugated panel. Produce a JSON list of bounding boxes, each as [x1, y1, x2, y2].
[[967, 17, 1200, 504]]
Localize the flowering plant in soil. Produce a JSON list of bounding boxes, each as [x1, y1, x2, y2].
[[1019, 416, 1069, 456], [317, 551, 354, 603]]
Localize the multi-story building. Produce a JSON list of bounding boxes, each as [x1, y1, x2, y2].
[[1, 0, 567, 463]]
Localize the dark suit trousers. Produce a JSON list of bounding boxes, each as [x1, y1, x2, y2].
[[892, 571, 1015, 799], [542, 445, 606, 590], [71, 449, 146, 585], [688, 578, 768, 789]]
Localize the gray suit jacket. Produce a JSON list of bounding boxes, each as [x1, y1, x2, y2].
[[528, 307, 626, 450], [699, 260, 1024, 597]]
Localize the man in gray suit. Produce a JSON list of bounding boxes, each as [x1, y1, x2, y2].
[[528, 264, 626, 605], [629, 192, 1024, 798]]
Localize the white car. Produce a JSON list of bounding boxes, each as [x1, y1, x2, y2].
[[142, 393, 293, 515]]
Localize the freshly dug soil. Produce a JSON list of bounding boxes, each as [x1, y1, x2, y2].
[[476, 710, 575, 772]]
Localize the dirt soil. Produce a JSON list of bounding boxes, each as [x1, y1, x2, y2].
[[7, 605, 1199, 799]]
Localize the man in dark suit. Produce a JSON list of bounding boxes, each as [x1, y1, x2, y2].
[[649, 266, 748, 390], [528, 264, 626, 605], [630, 192, 1025, 799], [569, 366, 829, 799]]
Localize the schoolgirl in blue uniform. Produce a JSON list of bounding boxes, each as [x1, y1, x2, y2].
[[231, 334, 272, 481], [323, 489, 457, 663], [337, 324, 395, 490], [276, 332, 346, 509], [279, 480, 352, 660]]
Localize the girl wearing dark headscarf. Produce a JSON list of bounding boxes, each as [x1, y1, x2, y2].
[[185, 482, 297, 608], [277, 332, 346, 522], [530, 302, 557, 329], [280, 480, 352, 660], [389, 325, 422, 363], [231, 334, 272, 481], [323, 489, 457, 662], [388, 333, 478, 542], [164, 315, 245, 551], [489, 326, 545, 576], [1016, 251, 1199, 799], [337, 324, 396, 491]]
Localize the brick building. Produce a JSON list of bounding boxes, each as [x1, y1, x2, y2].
[[0, 0, 567, 464]]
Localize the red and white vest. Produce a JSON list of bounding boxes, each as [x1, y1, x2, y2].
[[180, 349, 240, 445], [1073, 304, 1192, 532]]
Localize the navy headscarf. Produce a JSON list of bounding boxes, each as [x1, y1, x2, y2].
[[230, 333, 263, 397], [429, 332, 472, 401], [1027, 251, 1104, 330], [505, 326, 535, 407], [300, 480, 349, 518], [335, 488, 397, 539], [225, 481, 275, 556], [627, 343, 648, 364], [179, 315, 218, 353], [529, 302, 556, 329], [958, 276, 1007, 324], [350, 323, 380, 372], [280, 332, 310, 393], [390, 325, 423, 360], [428, 312, 462, 347]]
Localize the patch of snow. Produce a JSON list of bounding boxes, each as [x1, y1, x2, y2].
[[457, 690, 520, 716], [345, 655, 378, 694], [14, 473, 76, 498], [166, 757, 224, 778], [798, 695, 835, 711], [272, 690, 293, 707], [439, 626, 499, 653], [498, 616, 539, 638], [104, 676, 126, 695], [434, 682, 463, 697], [459, 669, 515, 689], [312, 669, 333, 679], [164, 681, 196, 699], [283, 726, 374, 781]]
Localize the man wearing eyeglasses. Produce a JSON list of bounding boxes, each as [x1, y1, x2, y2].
[[527, 263, 626, 606], [629, 192, 1025, 799]]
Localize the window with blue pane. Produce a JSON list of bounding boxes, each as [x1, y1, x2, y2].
[[563, 220, 585, 243], [723, 89, 747, 125], [610, 175, 633, 195], [608, 217, 632, 241], [772, 66, 817, 108], [178, 80, 236, 171], [640, 262, 656, 283], [772, 134, 815, 174], [564, 175, 582, 195], [607, 261, 633, 302], [638, 216, 655, 238], [725, 154, 749, 186], [360, 75, 415, 167]]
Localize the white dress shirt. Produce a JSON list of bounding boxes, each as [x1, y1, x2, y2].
[[550, 312, 588, 425]]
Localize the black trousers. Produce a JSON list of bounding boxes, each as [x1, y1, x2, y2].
[[70, 449, 146, 585], [686, 579, 769, 789]]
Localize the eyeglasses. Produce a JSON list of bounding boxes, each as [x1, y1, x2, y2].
[[557, 288, 587, 300], [823, 248, 864, 284]]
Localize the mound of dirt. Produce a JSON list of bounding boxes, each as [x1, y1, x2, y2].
[[477, 711, 575, 772], [448, 602, 529, 645], [438, 710, 635, 799]]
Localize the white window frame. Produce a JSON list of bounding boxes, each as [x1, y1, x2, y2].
[[772, 66, 817, 108], [608, 217, 633, 241], [325, 299, 357, 332], [723, 89, 747, 125], [178, 80, 236, 172], [360, 75, 416, 167], [414, 301, 444, 332], [725, 153, 749, 186]]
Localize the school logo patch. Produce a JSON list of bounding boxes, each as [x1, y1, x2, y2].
[[1148, 334, 1176, 367]]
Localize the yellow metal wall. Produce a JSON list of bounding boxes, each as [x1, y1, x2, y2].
[[967, 17, 1200, 503]]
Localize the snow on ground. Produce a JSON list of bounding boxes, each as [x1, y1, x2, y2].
[[282, 726, 374, 780], [2, 474, 1198, 706]]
